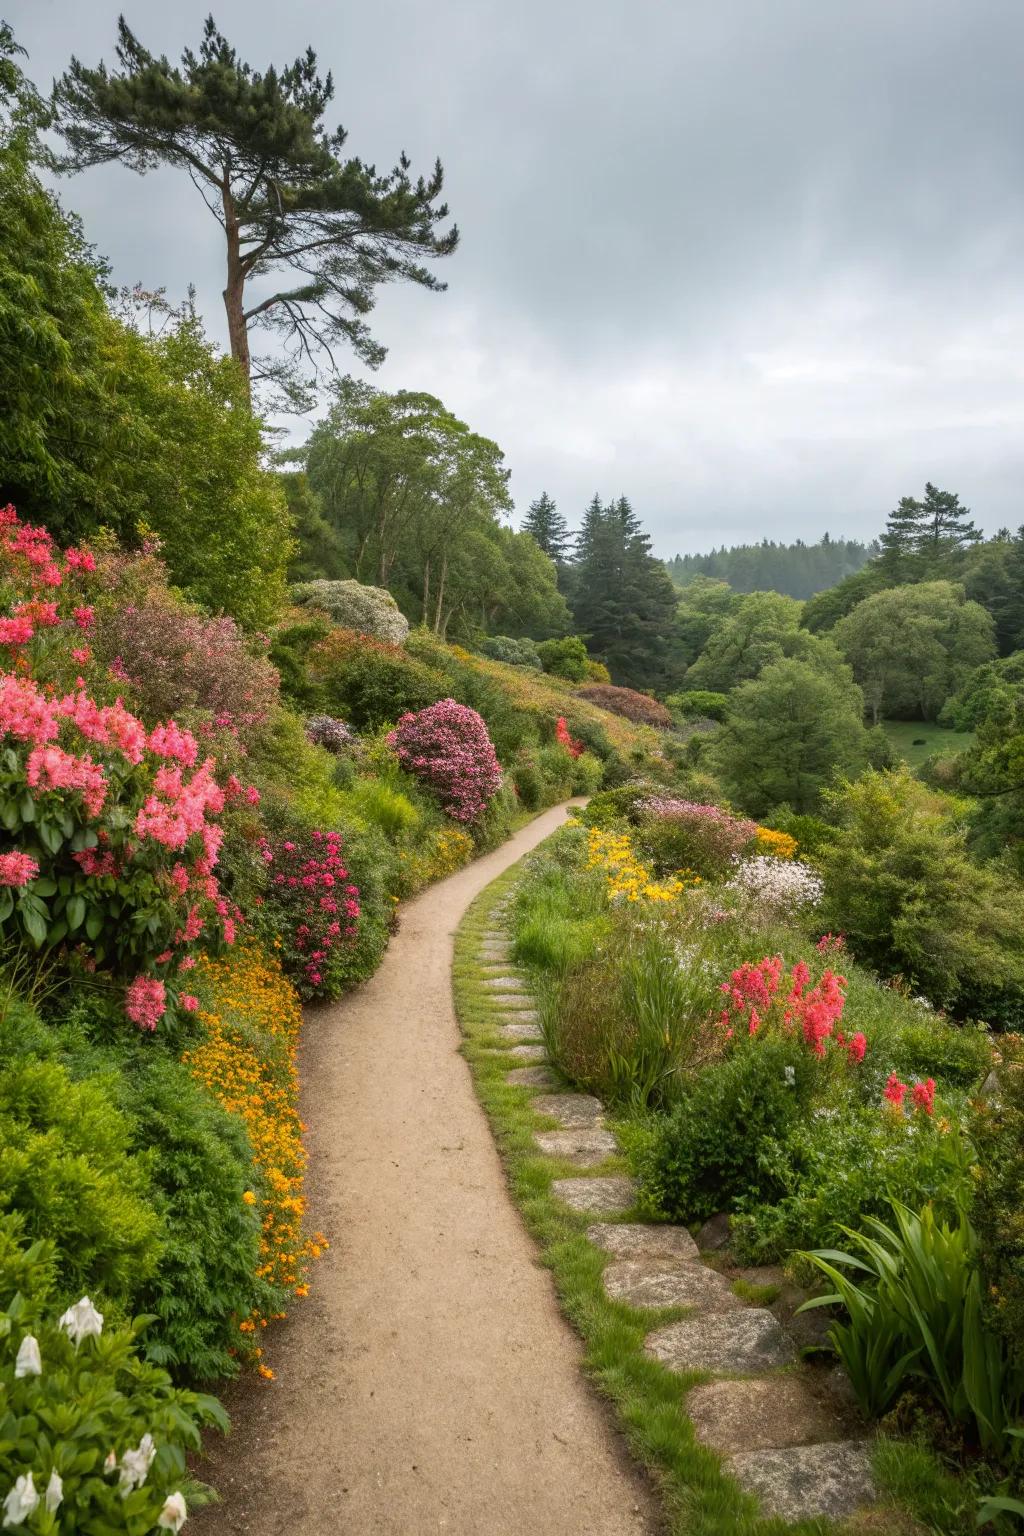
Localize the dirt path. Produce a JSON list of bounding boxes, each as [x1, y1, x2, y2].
[[194, 804, 657, 1536]]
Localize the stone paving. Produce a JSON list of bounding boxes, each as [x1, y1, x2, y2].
[[474, 902, 879, 1527]]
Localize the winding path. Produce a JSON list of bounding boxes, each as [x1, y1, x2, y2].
[[195, 803, 655, 1536]]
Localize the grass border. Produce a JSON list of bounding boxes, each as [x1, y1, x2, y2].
[[454, 863, 847, 1536]]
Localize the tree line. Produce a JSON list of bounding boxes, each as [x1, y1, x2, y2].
[[665, 533, 876, 600]]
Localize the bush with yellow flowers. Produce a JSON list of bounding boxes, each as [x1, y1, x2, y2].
[[184, 945, 326, 1379], [585, 825, 699, 904]]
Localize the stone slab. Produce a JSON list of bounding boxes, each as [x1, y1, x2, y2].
[[506, 1044, 547, 1061], [506, 1065, 559, 1088], [725, 1440, 876, 1523], [646, 1309, 796, 1374], [498, 1021, 543, 1040], [603, 1258, 741, 1311], [535, 1127, 619, 1166], [551, 1176, 637, 1215], [687, 1376, 849, 1455], [587, 1223, 699, 1263], [695, 1213, 732, 1252], [483, 975, 527, 991], [533, 1093, 603, 1128]]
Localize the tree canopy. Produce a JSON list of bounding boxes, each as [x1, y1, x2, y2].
[[666, 533, 874, 600], [53, 16, 457, 405]]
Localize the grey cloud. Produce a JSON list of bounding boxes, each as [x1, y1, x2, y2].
[[7, 0, 1024, 552]]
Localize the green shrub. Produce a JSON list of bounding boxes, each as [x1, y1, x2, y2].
[[343, 777, 422, 841], [536, 635, 590, 681], [125, 1058, 272, 1381], [0, 1055, 162, 1305], [511, 752, 545, 810], [479, 635, 542, 669], [759, 810, 839, 861], [269, 619, 332, 711], [311, 628, 445, 730], [667, 689, 729, 722], [639, 1036, 819, 1223], [291, 578, 409, 645], [570, 750, 604, 795], [0, 1221, 226, 1531], [733, 1105, 977, 1263]]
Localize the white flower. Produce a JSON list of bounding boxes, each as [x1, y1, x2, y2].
[[119, 1433, 156, 1495], [14, 1335, 41, 1378], [2, 1473, 39, 1526], [158, 1490, 188, 1531], [44, 1470, 63, 1513], [103, 1451, 118, 1474], [784, 1066, 796, 1086], [58, 1296, 103, 1346], [726, 856, 823, 913]]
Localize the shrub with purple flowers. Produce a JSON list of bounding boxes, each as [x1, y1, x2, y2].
[[388, 699, 502, 825], [304, 715, 358, 754], [257, 830, 362, 999], [634, 796, 758, 880]]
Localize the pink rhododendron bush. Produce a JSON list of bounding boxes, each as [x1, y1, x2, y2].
[[633, 795, 758, 879], [0, 507, 245, 1028], [256, 829, 362, 999], [388, 698, 502, 824]]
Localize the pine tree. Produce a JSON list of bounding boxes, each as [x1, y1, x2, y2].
[[53, 18, 457, 405], [521, 492, 572, 564], [919, 482, 982, 552], [879, 494, 928, 571]]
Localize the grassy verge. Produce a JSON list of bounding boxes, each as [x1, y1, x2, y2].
[[456, 865, 850, 1536], [882, 719, 975, 769]]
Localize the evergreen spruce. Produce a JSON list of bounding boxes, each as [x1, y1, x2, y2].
[[571, 494, 679, 689], [521, 492, 573, 564]]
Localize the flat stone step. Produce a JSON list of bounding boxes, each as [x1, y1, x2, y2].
[[506, 1065, 559, 1088], [588, 1223, 699, 1263], [687, 1376, 850, 1455], [551, 1176, 637, 1215], [535, 1127, 619, 1166], [725, 1440, 876, 1523], [603, 1258, 741, 1311], [483, 975, 526, 991], [492, 1002, 540, 1019], [480, 943, 512, 956], [533, 1093, 603, 1128], [507, 1044, 547, 1061], [646, 1309, 796, 1374], [498, 1021, 543, 1040]]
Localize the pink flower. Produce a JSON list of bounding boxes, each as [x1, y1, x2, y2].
[[179, 994, 199, 1013], [0, 851, 39, 886], [25, 745, 107, 817], [125, 975, 167, 1032], [73, 606, 95, 631], [0, 616, 35, 646], [71, 647, 91, 665], [884, 1073, 908, 1109], [846, 1032, 867, 1064], [911, 1078, 936, 1116]]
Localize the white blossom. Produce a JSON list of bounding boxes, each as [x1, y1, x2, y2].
[[14, 1335, 41, 1378], [58, 1296, 103, 1346], [44, 1470, 63, 1513], [726, 856, 823, 914], [158, 1491, 188, 1531], [103, 1452, 118, 1474], [119, 1433, 157, 1495], [2, 1473, 39, 1526], [784, 1066, 796, 1086]]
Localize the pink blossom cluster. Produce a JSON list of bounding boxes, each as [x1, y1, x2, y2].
[[125, 974, 167, 1032], [636, 795, 758, 875], [0, 506, 97, 649], [884, 1073, 936, 1115], [259, 829, 361, 996], [389, 699, 502, 824], [718, 952, 863, 1063], [0, 850, 39, 887]]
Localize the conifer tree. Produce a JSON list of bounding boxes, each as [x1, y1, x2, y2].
[[919, 482, 982, 552], [571, 494, 679, 689], [878, 493, 928, 572], [521, 492, 572, 564], [53, 17, 457, 405]]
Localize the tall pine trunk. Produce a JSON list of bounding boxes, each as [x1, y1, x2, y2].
[[221, 187, 252, 397]]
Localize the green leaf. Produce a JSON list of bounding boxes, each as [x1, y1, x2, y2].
[[66, 895, 86, 931], [22, 905, 48, 947]]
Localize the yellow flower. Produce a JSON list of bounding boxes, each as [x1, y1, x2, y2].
[[242, 1190, 257, 1206]]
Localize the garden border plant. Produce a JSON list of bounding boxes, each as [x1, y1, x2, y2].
[[452, 866, 950, 1536]]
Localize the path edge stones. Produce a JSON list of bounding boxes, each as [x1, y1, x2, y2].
[[452, 852, 899, 1535]]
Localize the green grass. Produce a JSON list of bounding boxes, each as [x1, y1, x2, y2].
[[882, 720, 975, 770], [454, 867, 934, 1536]]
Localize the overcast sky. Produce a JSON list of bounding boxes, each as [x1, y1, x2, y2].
[[8, 0, 1024, 554]]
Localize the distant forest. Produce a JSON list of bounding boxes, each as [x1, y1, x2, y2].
[[665, 534, 877, 599]]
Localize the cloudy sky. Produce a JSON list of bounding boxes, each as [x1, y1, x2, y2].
[[8, 0, 1024, 554]]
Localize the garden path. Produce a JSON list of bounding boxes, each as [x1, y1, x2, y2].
[[193, 801, 656, 1536]]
